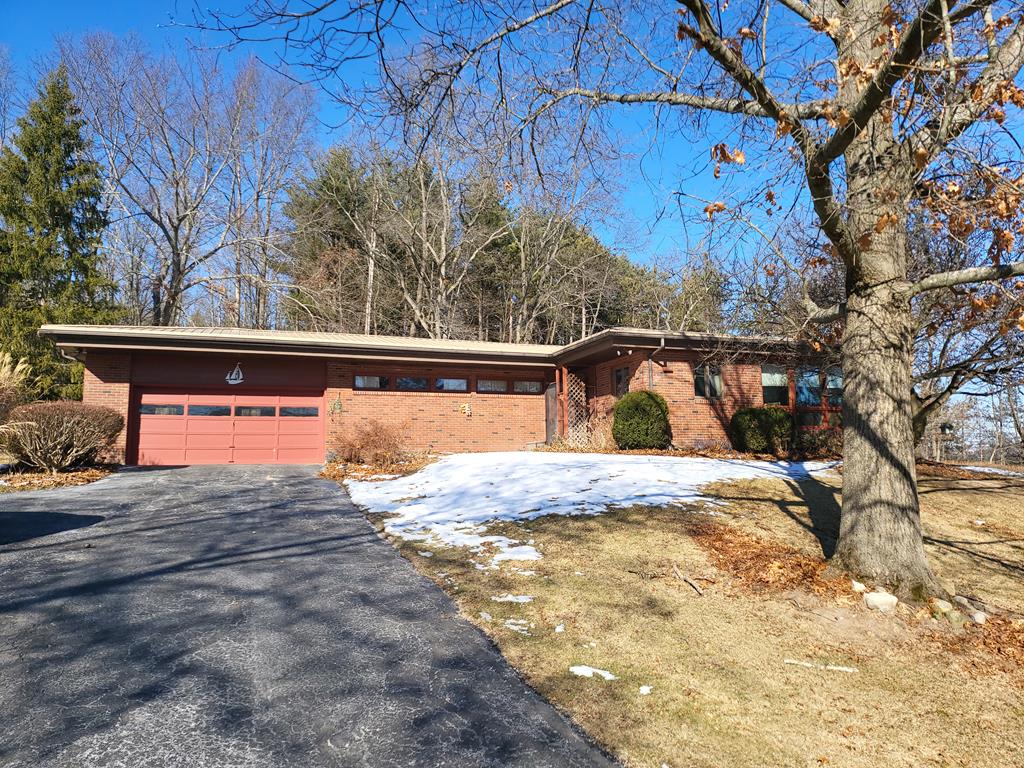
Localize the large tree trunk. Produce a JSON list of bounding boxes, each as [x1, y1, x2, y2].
[[832, 282, 944, 598]]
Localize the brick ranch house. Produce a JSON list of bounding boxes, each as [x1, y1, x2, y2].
[[40, 325, 841, 466]]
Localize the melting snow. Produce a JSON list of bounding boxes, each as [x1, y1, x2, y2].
[[639, 685, 653, 695], [960, 465, 1024, 478], [347, 451, 835, 566], [491, 594, 534, 603], [570, 665, 618, 681], [504, 619, 531, 635]]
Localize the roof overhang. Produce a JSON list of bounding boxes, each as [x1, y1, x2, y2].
[[40, 325, 558, 368], [552, 327, 804, 367], [39, 324, 810, 370]]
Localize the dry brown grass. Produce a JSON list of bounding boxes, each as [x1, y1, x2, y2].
[[368, 469, 1024, 768], [0, 465, 115, 493]]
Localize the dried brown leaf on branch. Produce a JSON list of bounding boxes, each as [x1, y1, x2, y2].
[[704, 201, 727, 219], [808, 15, 840, 37]]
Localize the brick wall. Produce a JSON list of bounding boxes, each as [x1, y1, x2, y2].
[[326, 361, 552, 453], [586, 351, 765, 448], [81, 351, 132, 462]]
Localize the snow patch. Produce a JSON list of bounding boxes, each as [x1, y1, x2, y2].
[[504, 619, 531, 635], [570, 665, 618, 681], [639, 685, 653, 695], [347, 452, 835, 566], [960, 465, 1024, 478], [490, 594, 534, 603]]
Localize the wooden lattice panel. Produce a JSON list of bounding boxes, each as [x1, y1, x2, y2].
[[564, 371, 590, 447]]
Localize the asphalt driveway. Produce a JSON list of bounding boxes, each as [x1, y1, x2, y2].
[[0, 466, 616, 768]]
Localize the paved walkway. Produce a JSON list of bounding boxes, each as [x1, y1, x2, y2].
[[0, 465, 616, 767]]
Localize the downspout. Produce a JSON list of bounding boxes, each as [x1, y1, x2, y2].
[[647, 337, 666, 388]]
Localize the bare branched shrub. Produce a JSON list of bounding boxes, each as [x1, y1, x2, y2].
[[330, 419, 408, 468], [0, 402, 123, 472]]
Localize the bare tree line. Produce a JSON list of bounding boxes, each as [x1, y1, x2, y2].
[[59, 34, 316, 327]]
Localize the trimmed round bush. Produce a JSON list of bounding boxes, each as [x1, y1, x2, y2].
[[729, 406, 793, 455], [0, 401, 124, 472], [612, 390, 671, 450]]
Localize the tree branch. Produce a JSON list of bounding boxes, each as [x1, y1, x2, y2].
[[910, 261, 1024, 295], [536, 86, 831, 118]]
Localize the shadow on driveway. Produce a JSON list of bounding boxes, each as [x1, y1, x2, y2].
[[0, 511, 105, 546], [0, 465, 615, 768]]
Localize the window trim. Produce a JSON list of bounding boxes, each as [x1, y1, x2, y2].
[[512, 380, 544, 395], [435, 377, 469, 393], [354, 374, 391, 391], [613, 365, 631, 398], [693, 363, 724, 400], [476, 378, 509, 394]]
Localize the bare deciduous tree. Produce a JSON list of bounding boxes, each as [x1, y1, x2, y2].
[[61, 34, 314, 326]]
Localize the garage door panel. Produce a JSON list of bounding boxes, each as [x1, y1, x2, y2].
[[185, 448, 242, 464], [232, 448, 280, 463], [232, 419, 279, 435], [138, 432, 189, 450], [184, 419, 234, 435], [276, 423, 319, 442], [277, 448, 322, 463], [138, 418, 187, 435], [139, 449, 186, 465], [133, 388, 323, 465], [276, 432, 320, 449]]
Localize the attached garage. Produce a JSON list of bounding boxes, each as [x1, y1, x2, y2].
[[134, 389, 324, 465], [125, 351, 328, 465]]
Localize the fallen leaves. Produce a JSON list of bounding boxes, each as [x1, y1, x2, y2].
[[0, 466, 115, 493], [684, 518, 850, 599]]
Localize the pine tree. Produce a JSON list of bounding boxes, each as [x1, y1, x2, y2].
[[0, 65, 115, 400]]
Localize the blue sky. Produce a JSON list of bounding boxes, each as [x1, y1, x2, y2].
[[1, 0, 711, 264]]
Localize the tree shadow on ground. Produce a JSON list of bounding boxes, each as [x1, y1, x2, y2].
[[0, 511, 105, 546], [700, 476, 842, 558]]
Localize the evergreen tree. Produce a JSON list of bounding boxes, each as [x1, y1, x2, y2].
[[0, 65, 114, 399]]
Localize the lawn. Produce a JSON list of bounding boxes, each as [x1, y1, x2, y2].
[[342, 453, 1024, 768]]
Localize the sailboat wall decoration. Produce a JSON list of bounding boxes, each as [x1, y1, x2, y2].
[[225, 363, 244, 385]]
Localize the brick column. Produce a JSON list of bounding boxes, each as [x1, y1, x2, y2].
[[82, 351, 132, 463]]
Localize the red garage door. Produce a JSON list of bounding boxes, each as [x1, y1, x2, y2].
[[134, 389, 325, 465]]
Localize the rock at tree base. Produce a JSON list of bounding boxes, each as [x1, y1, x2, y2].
[[864, 591, 899, 613]]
